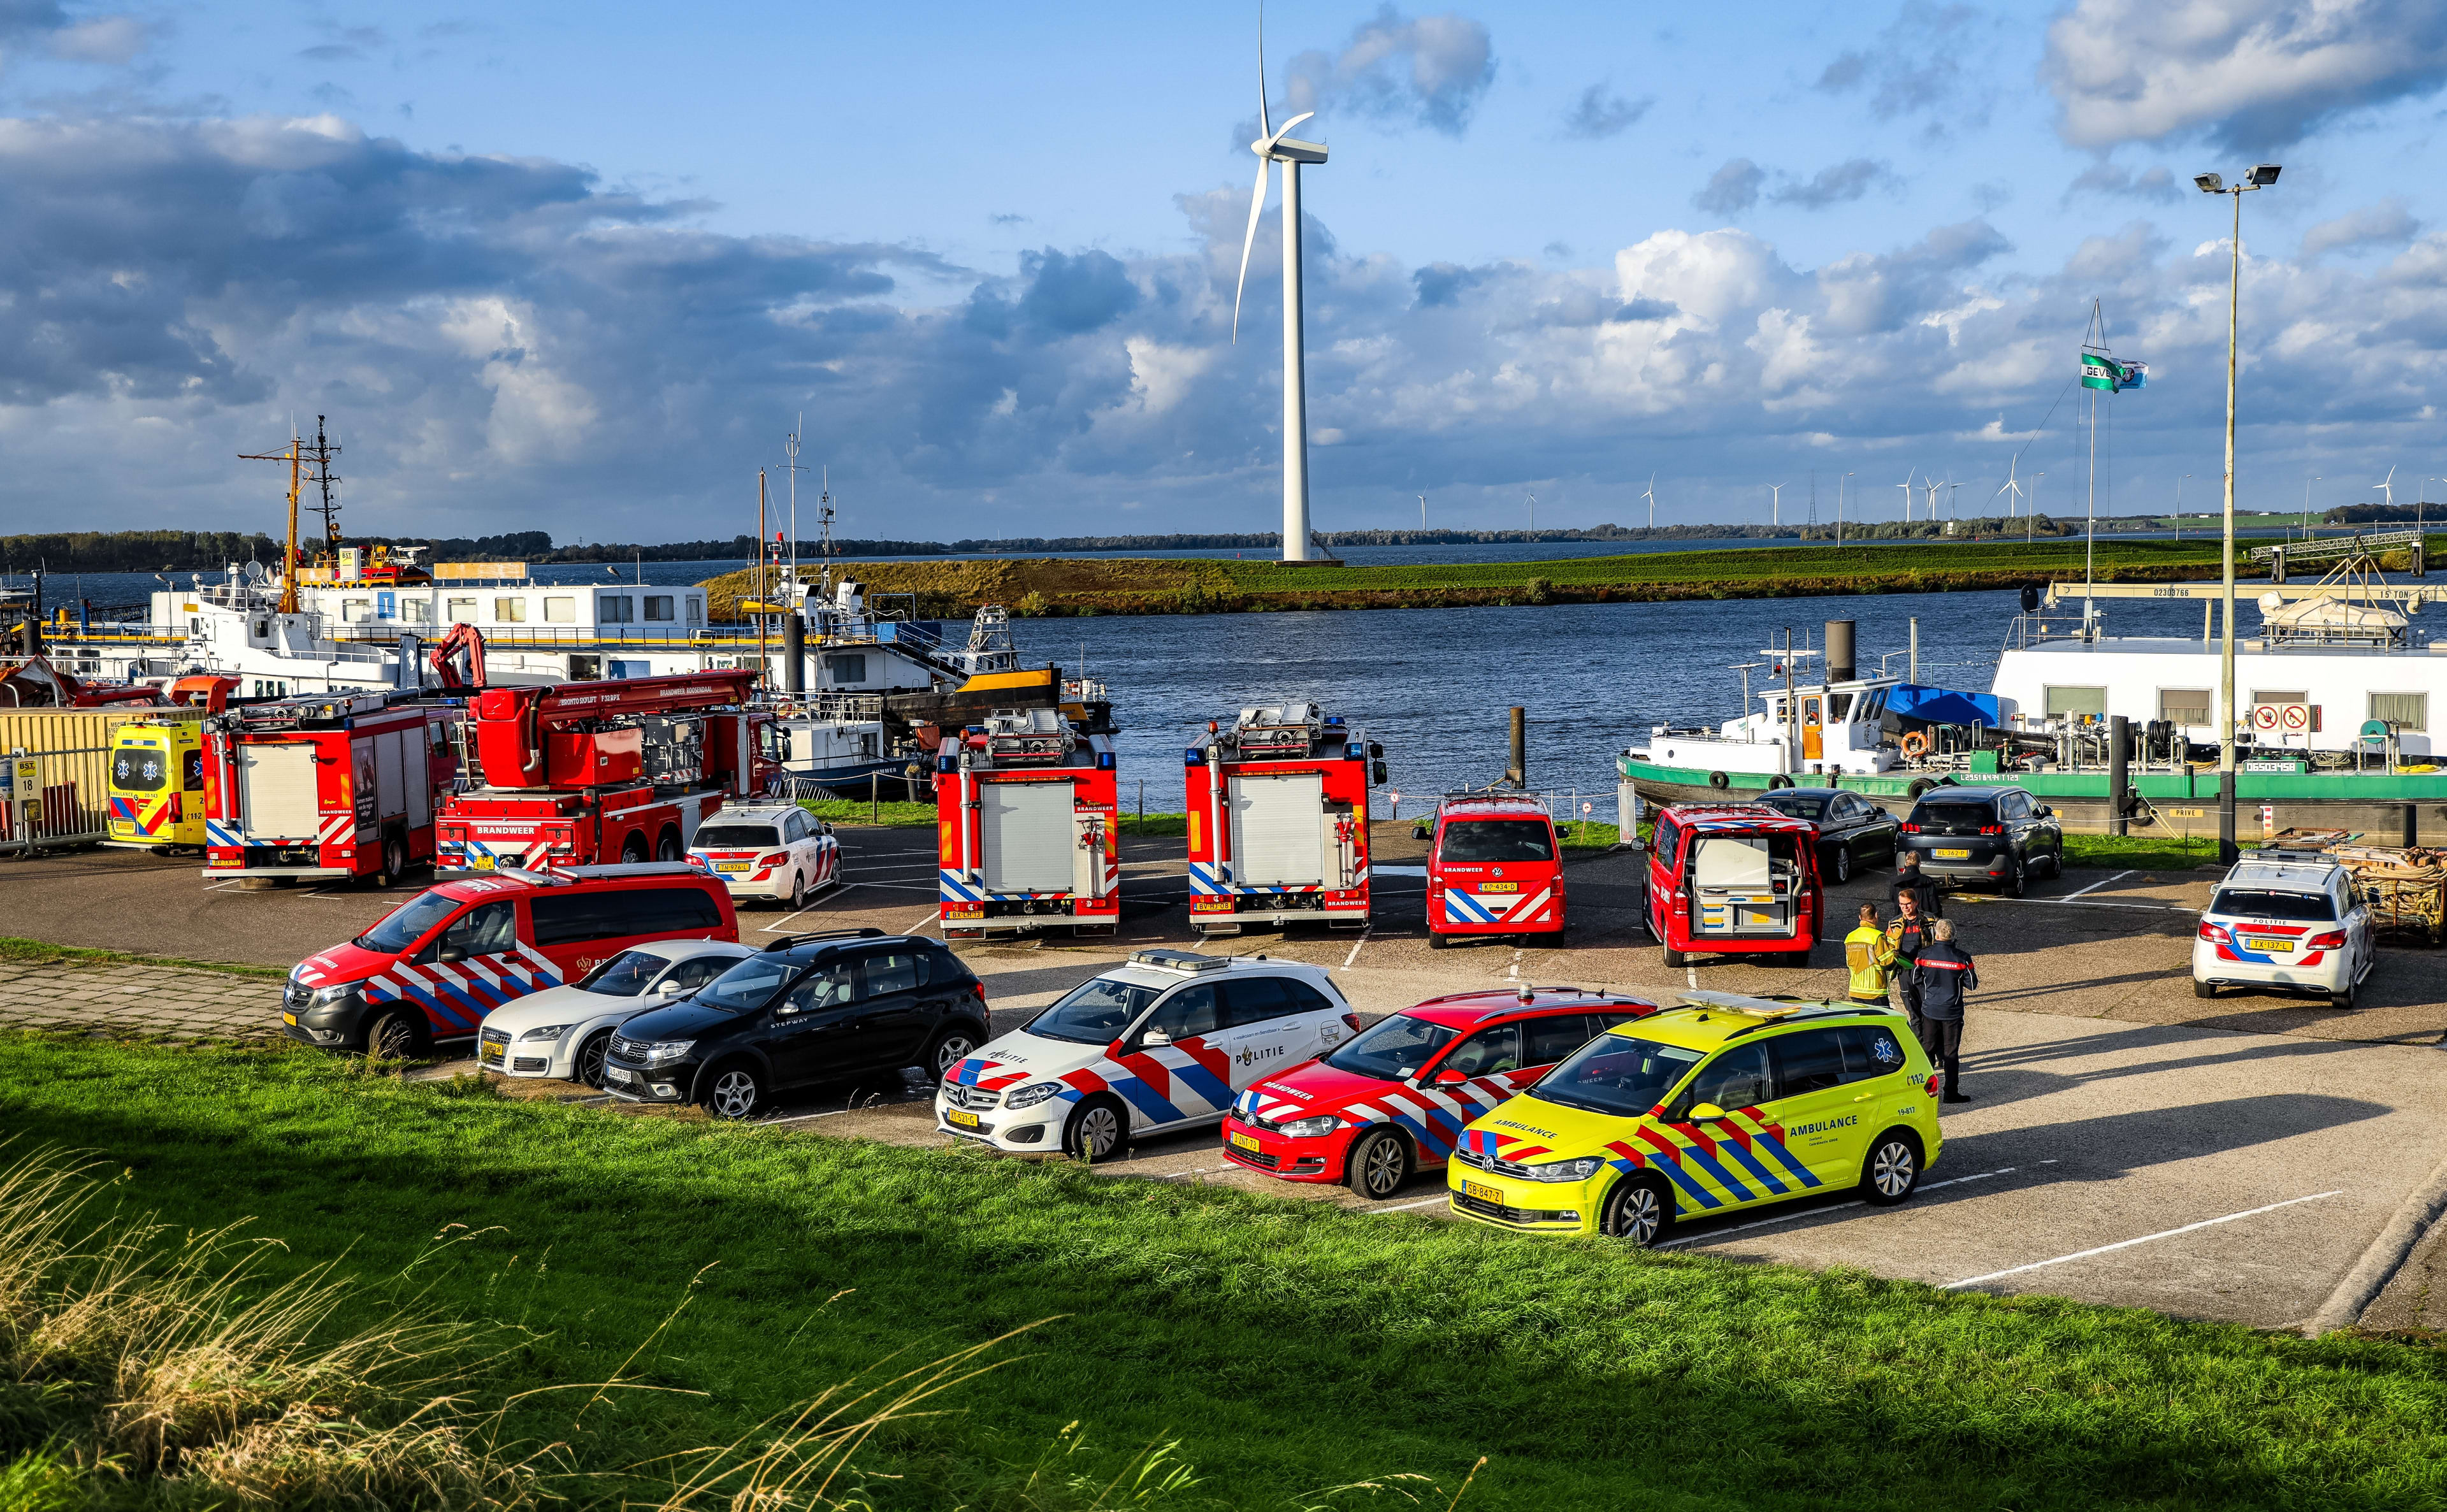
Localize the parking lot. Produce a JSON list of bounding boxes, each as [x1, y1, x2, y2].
[[7, 823, 2446, 1330]]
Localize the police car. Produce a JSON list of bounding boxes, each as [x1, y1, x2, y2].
[[1446, 991, 1940, 1245], [936, 949, 1358, 1160], [688, 802, 839, 910], [2193, 853, 2375, 1009]]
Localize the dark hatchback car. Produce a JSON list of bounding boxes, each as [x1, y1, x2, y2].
[[1749, 786, 1900, 884], [1899, 786, 2063, 896], [602, 929, 988, 1120]]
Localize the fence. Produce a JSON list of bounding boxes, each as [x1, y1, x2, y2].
[[1, 740, 114, 854]]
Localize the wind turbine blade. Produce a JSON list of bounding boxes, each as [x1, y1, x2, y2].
[[1232, 157, 1269, 343], [1263, 110, 1316, 151], [1256, 1, 1270, 140]]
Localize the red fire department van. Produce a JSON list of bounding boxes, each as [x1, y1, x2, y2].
[[280, 862, 737, 1056], [1186, 702, 1385, 938], [201, 691, 463, 886], [1426, 794, 1566, 946], [935, 708, 1120, 940], [1643, 802, 1824, 967]]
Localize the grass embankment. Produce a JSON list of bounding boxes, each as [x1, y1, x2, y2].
[[0, 935, 285, 980], [2059, 833, 2223, 873], [703, 535, 2446, 618], [4, 1035, 2443, 1511]]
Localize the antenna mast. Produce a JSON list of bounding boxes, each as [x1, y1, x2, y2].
[[240, 426, 308, 614], [818, 468, 836, 594], [307, 415, 343, 559]]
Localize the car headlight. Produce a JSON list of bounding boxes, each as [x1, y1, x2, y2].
[[518, 1024, 572, 1042], [308, 983, 357, 1007], [634, 1039, 695, 1067], [1518, 1156, 1603, 1183], [1002, 1081, 1064, 1111], [1278, 1115, 1339, 1139]]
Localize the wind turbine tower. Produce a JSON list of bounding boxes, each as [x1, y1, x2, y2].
[[1643, 473, 1656, 529], [1233, 29, 1330, 563], [1768, 482, 1784, 528], [1896, 469, 1915, 522]]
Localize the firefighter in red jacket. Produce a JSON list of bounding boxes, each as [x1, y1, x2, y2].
[[1912, 918, 1976, 1104]]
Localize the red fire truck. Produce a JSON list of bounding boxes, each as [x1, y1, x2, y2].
[[1184, 702, 1385, 939], [934, 707, 1119, 940], [435, 668, 782, 874], [201, 691, 464, 885]]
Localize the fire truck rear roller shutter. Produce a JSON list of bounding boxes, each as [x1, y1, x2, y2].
[[1231, 772, 1325, 887], [979, 782, 1075, 893], [236, 744, 319, 839]]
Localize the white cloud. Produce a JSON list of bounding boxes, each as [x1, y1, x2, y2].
[[2045, 0, 2447, 150], [2302, 198, 2420, 257], [1279, 6, 1495, 136]]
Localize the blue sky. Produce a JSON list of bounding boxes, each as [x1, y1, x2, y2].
[[6, 1, 2447, 545]]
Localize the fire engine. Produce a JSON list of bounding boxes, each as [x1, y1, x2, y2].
[[200, 690, 464, 885], [1184, 702, 1385, 938], [435, 660, 783, 874], [934, 707, 1120, 940]]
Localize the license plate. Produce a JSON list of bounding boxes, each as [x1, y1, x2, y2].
[[282, 1011, 297, 1026], [948, 1109, 980, 1129], [1230, 1130, 1262, 1151], [605, 1067, 635, 1085], [480, 1042, 504, 1063], [1935, 847, 1971, 860], [714, 861, 748, 873], [1480, 882, 1519, 894], [2246, 936, 2294, 953], [1462, 1179, 1504, 1204], [472, 854, 496, 870], [942, 904, 983, 919]]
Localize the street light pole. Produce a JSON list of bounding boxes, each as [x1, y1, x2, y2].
[[2198, 162, 2281, 865]]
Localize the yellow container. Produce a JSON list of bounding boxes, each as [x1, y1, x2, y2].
[[105, 716, 208, 849]]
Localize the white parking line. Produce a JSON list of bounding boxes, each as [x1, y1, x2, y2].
[[1942, 1190, 2344, 1290], [760, 884, 863, 931], [1657, 1162, 2050, 1249], [2058, 868, 2133, 902], [1341, 930, 1370, 970], [1372, 1193, 1452, 1213]]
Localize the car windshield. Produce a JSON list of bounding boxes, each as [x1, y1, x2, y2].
[[1756, 793, 1829, 819], [1527, 1033, 1705, 1118], [1440, 820, 1554, 863], [577, 949, 670, 997], [351, 889, 464, 954], [1027, 977, 1160, 1044], [696, 824, 782, 848], [2212, 887, 2336, 921], [1324, 1013, 1459, 1079], [691, 954, 799, 1013]]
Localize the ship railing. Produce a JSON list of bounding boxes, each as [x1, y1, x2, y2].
[[771, 693, 887, 722], [2001, 613, 2111, 651], [43, 623, 187, 645]]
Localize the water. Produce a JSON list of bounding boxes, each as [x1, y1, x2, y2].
[[1042, 587, 2234, 819]]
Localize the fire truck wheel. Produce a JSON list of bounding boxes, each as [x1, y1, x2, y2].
[[703, 1063, 764, 1120], [1427, 930, 1450, 951], [378, 833, 408, 889], [365, 1010, 420, 1061], [1345, 1127, 1411, 1200], [1062, 1095, 1128, 1162], [1659, 944, 1685, 968], [655, 827, 683, 861], [620, 833, 649, 864]]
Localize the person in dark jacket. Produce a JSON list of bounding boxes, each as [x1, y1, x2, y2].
[[1888, 851, 1944, 919], [1884, 891, 1933, 1019], [1912, 918, 1977, 1103]]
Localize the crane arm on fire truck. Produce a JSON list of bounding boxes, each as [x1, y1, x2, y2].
[[429, 623, 487, 690], [466, 669, 763, 789]]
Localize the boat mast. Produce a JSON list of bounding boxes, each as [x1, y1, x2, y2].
[[308, 416, 343, 564], [240, 428, 308, 614]]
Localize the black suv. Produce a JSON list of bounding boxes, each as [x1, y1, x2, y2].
[[1899, 785, 2063, 896], [601, 930, 988, 1120]]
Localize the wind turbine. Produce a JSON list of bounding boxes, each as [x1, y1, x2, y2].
[[2374, 464, 2397, 514], [1643, 473, 1656, 529], [1232, 26, 1331, 563], [1896, 468, 1915, 521], [1994, 456, 2025, 521], [1921, 472, 1941, 522]]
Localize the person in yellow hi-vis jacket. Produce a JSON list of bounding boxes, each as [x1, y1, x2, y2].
[[1844, 904, 1896, 1007]]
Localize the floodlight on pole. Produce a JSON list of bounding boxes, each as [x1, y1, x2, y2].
[[2198, 159, 2279, 864]]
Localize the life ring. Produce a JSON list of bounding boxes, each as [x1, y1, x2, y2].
[[1899, 730, 1931, 758], [1707, 770, 1731, 791]]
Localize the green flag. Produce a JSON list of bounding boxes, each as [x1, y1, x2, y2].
[[2081, 352, 2146, 391]]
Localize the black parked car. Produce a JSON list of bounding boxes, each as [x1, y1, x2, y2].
[[602, 929, 988, 1120], [1898, 785, 2063, 896], [1750, 786, 1900, 884]]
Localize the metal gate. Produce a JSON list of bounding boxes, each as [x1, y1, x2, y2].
[[1231, 772, 1324, 886], [979, 780, 1074, 893], [0, 742, 112, 853]]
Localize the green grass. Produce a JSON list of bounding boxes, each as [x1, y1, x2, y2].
[[4, 1033, 2442, 1511], [2058, 833, 2222, 874], [0, 935, 286, 980]]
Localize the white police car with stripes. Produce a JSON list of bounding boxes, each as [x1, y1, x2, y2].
[[937, 949, 1359, 1159]]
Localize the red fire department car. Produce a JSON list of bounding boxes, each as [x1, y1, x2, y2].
[[1221, 987, 1657, 1198], [1185, 702, 1384, 938], [1644, 802, 1825, 967], [1426, 794, 1566, 946], [935, 708, 1120, 940]]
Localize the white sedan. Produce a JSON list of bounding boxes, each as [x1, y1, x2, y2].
[[477, 939, 755, 1086]]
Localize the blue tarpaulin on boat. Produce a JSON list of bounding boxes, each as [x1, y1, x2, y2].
[[1887, 683, 2002, 726]]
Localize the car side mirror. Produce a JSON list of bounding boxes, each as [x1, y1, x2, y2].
[[1140, 1027, 1171, 1047], [2039, 805, 2054, 817], [1686, 1102, 1728, 1121], [1431, 1067, 1467, 1085], [438, 946, 468, 964]]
